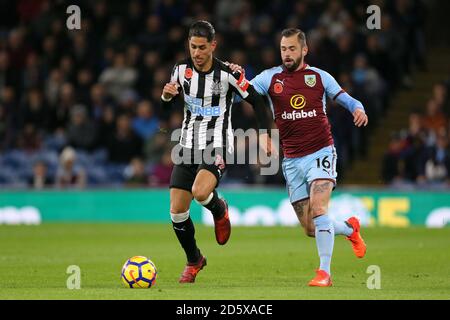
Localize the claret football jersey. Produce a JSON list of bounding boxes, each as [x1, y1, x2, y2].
[[251, 64, 345, 158]]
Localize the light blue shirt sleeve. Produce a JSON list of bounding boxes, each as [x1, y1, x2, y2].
[[310, 67, 365, 113], [317, 69, 343, 100], [335, 92, 365, 113], [250, 70, 272, 95]]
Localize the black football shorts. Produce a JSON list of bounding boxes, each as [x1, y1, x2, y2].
[[169, 146, 229, 192]]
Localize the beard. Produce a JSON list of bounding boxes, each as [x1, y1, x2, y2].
[[283, 55, 303, 72]]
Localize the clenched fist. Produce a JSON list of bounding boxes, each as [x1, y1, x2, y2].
[[162, 82, 180, 101]]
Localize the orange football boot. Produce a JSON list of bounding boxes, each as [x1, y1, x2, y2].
[[179, 255, 207, 283], [213, 199, 231, 245], [346, 217, 367, 258], [308, 269, 332, 287]]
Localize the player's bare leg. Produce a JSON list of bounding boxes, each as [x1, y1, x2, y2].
[[192, 169, 230, 245], [308, 179, 334, 287], [292, 199, 315, 237], [170, 188, 206, 283], [170, 188, 193, 214], [191, 169, 217, 203]]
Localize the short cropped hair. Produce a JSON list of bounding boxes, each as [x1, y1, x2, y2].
[[281, 28, 307, 47], [188, 20, 215, 42]]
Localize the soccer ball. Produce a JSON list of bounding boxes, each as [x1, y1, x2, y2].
[[121, 256, 157, 288]]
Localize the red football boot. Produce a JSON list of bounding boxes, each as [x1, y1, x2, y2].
[[346, 217, 367, 258], [179, 255, 207, 283], [214, 199, 231, 245], [308, 269, 332, 287]]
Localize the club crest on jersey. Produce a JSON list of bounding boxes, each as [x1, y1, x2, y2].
[[304, 74, 316, 87], [211, 79, 222, 95]]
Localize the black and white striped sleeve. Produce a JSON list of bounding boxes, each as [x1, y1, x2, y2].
[[160, 63, 181, 120], [170, 64, 180, 85], [228, 70, 250, 99], [229, 70, 270, 130]]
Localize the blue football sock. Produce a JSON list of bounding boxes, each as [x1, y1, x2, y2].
[[313, 214, 335, 275], [332, 219, 353, 236]]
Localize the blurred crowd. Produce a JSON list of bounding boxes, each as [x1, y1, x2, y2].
[[0, 0, 427, 188], [382, 79, 450, 188]]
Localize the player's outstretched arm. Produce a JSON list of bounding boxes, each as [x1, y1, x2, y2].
[[320, 69, 368, 128], [225, 61, 244, 74], [244, 86, 278, 157], [243, 86, 271, 130], [227, 68, 277, 156], [334, 92, 368, 127]]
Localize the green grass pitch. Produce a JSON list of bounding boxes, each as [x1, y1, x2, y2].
[[0, 224, 449, 299]]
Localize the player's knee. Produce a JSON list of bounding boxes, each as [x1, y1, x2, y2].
[[170, 205, 189, 214], [170, 200, 190, 214], [191, 185, 209, 202]]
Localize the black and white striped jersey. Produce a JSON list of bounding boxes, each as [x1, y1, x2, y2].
[[166, 57, 252, 152]]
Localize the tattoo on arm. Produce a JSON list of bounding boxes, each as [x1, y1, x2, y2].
[[312, 181, 332, 194]]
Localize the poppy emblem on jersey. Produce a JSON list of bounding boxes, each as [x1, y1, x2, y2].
[[185, 68, 193, 79], [304, 74, 316, 87], [274, 82, 283, 94], [290, 94, 306, 109]]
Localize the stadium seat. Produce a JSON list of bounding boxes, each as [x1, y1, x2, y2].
[[104, 164, 127, 184], [2, 150, 28, 169], [86, 166, 109, 185], [91, 149, 108, 165]]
